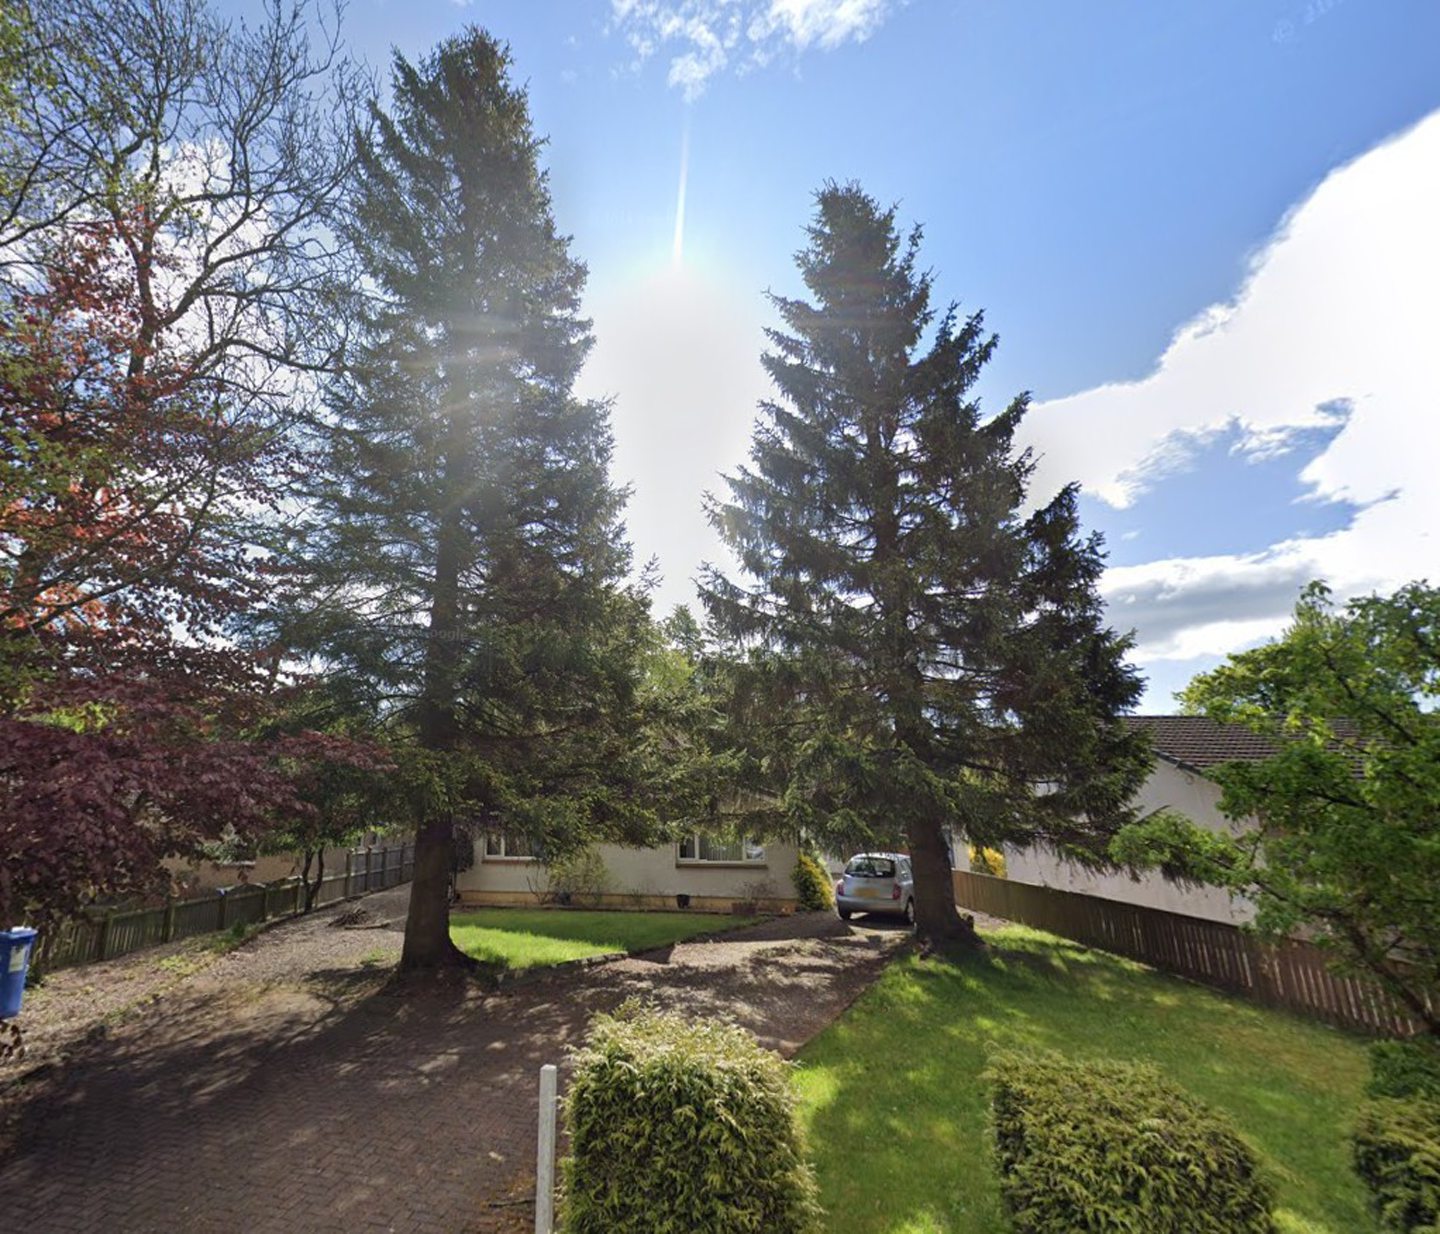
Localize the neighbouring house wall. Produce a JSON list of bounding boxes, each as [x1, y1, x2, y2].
[[1000, 760, 1255, 924], [456, 839, 802, 913], [164, 842, 368, 892]]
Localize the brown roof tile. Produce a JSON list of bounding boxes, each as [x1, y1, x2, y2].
[[1123, 715, 1365, 773]]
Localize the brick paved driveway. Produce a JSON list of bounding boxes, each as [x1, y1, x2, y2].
[[0, 890, 905, 1232]]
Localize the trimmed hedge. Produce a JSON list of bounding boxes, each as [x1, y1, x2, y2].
[[1353, 1098, 1440, 1231], [986, 1050, 1277, 1234], [560, 1004, 823, 1233], [1370, 1040, 1440, 1102], [791, 851, 835, 912]]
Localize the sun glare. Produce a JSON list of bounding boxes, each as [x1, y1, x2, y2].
[[671, 120, 690, 267]]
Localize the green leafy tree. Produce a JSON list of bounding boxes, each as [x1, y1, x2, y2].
[[256, 685, 399, 912], [1113, 581, 1440, 1034], [703, 184, 1148, 944], [0, 0, 369, 927], [285, 30, 665, 970], [0, 2, 27, 117]]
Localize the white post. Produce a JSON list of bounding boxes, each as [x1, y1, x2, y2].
[[536, 1063, 558, 1234]]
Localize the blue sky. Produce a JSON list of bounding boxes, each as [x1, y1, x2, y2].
[[276, 0, 1440, 707]]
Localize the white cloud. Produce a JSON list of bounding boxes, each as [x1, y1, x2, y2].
[[1021, 108, 1440, 663], [752, 0, 892, 50], [610, 0, 897, 100]]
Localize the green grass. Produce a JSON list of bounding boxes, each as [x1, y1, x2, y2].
[[794, 924, 1376, 1234], [447, 908, 738, 971], [153, 921, 262, 977]]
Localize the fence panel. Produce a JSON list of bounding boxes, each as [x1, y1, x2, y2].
[[314, 871, 350, 908], [32, 843, 413, 975], [171, 894, 224, 941], [953, 869, 1426, 1037], [103, 907, 166, 960], [224, 887, 268, 929], [35, 916, 101, 971]]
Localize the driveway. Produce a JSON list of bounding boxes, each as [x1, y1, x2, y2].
[[0, 887, 907, 1232]]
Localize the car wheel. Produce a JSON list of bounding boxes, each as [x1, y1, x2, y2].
[[904, 899, 916, 928], [838, 908, 852, 921]]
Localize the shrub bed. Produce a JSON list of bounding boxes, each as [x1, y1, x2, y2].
[[791, 852, 835, 912], [1369, 1039, 1440, 1102], [1353, 1095, 1440, 1231], [561, 1004, 822, 1233], [986, 1049, 1276, 1233]]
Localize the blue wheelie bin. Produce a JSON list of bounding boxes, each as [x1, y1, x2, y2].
[[1, 927, 38, 1019]]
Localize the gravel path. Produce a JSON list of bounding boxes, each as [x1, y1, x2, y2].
[[0, 886, 912, 1233], [5, 885, 412, 1087]]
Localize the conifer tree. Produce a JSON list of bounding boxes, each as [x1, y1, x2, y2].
[[703, 184, 1148, 943], [287, 30, 656, 969]]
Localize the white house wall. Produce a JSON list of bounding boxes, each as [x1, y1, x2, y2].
[[1000, 760, 1256, 925], [456, 840, 802, 912]]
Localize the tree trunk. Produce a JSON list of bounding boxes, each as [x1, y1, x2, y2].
[[400, 812, 471, 970], [301, 848, 324, 913], [906, 815, 980, 947], [400, 420, 475, 973], [300, 848, 315, 912]]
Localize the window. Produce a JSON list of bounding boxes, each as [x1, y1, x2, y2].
[[845, 855, 896, 879], [677, 834, 766, 864], [483, 832, 536, 860]]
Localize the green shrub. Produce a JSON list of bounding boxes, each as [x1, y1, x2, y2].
[[545, 847, 611, 907], [560, 1004, 823, 1233], [986, 1049, 1277, 1234], [791, 852, 834, 912], [1353, 1097, 1440, 1232], [1370, 1040, 1440, 1102]]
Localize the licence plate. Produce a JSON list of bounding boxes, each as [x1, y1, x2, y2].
[[855, 885, 886, 899]]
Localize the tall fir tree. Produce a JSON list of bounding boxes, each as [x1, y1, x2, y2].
[[703, 184, 1149, 943], [286, 30, 656, 969]]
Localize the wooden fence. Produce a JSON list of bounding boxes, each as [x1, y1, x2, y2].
[[34, 843, 415, 974], [953, 869, 1430, 1038]]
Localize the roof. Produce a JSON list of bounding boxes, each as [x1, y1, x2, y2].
[[1122, 715, 1282, 771], [1122, 715, 1365, 774]]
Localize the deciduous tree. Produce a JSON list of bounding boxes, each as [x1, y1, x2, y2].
[[0, 0, 369, 928], [1113, 581, 1440, 1033]]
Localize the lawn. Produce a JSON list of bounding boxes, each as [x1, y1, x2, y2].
[[447, 908, 738, 971], [794, 924, 1376, 1234]]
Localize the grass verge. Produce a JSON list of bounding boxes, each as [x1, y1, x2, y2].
[[448, 908, 743, 972], [794, 923, 1375, 1234]]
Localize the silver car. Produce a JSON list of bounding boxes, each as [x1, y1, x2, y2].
[[835, 852, 915, 926]]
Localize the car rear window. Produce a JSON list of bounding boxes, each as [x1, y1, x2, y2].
[[845, 856, 896, 879]]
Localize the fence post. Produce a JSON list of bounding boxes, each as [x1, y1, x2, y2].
[[535, 1063, 558, 1234], [344, 850, 353, 898], [98, 911, 115, 961], [162, 897, 176, 943], [217, 888, 229, 931], [364, 846, 373, 893]]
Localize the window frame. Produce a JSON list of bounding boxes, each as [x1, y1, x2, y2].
[[675, 833, 768, 867], [482, 832, 538, 862]]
